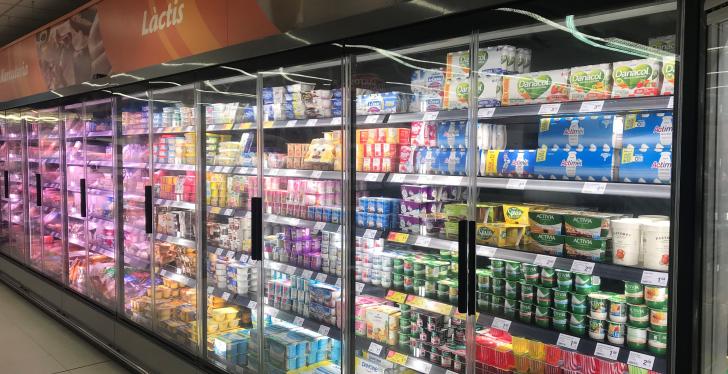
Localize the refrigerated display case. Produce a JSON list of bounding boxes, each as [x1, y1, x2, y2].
[[0, 115, 8, 248], [4, 111, 25, 263]]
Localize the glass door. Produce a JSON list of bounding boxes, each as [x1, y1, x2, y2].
[[150, 83, 200, 353], [5, 111, 25, 262], [199, 72, 262, 371], [0, 114, 8, 248], [38, 108, 63, 282], [26, 111, 43, 271], [65, 102, 88, 294], [118, 91, 154, 328], [259, 60, 345, 373]]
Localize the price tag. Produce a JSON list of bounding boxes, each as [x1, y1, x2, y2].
[[365, 173, 379, 182], [317, 325, 330, 336], [368, 342, 384, 355], [269, 169, 279, 176], [240, 255, 249, 263], [491, 317, 511, 331], [355, 282, 365, 294], [506, 178, 527, 190], [316, 273, 328, 282], [557, 334, 580, 350], [247, 300, 257, 309], [289, 218, 300, 226], [386, 351, 409, 366], [388, 232, 410, 243], [627, 351, 655, 370], [579, 100, 605, 113], [286, 120, 297, 127], [293, 316, 305, 326], [386, 290, 408, 304], [286, 265, 296, 274], [335, 278, 342, 287], [478, 107, 496, 118], [226, 251, 235, 258], [222, 292, 231, 301], [414, 236, 432, 247], [390, 174, 406, 183], [534, 255, 556, 268], [365, 115, 379, 124], [215, 248, 224, 255], [313, 222, 327, 232], [446, 371, 459, 374], [337, 225, 342, 233], [311, 170, 323, 179], [594, 343, 620, 360], [538, 103, 561, 115], [479, 246, 497, 257], [306, 119, 318, 126], [330, 117, 342, 125], [416, 174, 430, 184], [422, 111, 439, 121], [417, 363, 432, 373], [667, 96, 674, 109], [581, 182, 607, 194], [363, 229, 377, 239], [570, 260, 595, 275], [641, 271, 669, 287], [301, 270, 313, 279]]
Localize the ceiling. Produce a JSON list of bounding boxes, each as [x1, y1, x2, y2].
[[0, 0, 88, 48]]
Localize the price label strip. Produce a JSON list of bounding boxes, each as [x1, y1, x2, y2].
[[316, 273, 328, 282], [627, 351, 655, 370], [306, 119, 318, 126], [414, 236, 432, 247], [386, 290, 408, 304], [311, 170, 323, 179], [331, 117, 343, 125], [286, 120, 297, 127], [556, 334, 580, 350], [506, 178, 527, 190], [301, 270, 313, 279], [491, 317, 511, 332], [317, 325, 330, 336], [479, 246, 497, 257], [534, 255, 556, 268], [478, 107, 496, 118], [368, 342, 384, 356], [365, 115, 379, 124], [422, 111, 439, 121], [579, 100, 605, 113], [365, 173, 379, 182], [594, 343, 620, 361], [363, 229, 378, 239], [355, 282, 365, 294], [293, 316, 305, 326], [386, 351, 409, 366], [538, 103, 561, 115], [641, 270, 668, 287], [582, 182, 607, 194], [570, 260, 595, 275], [390, 174, 406, 183]]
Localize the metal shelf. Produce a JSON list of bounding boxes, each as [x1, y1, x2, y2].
[[264, 304, 342, 340], [154, 163, 195, 171], [206, 165, 256, 175], [122, 128, 149, 135], [207, 206, 248, 217], [154, 233, 196, 248], [122, 162, 148, 169], [87, 130, 113, 138], [207, 245, 251, 263], [87, 160, 113, 167], [265, 168, 341, 180], [264, 260, 340, 287], [154, 198, 196, 210], [264, 214, 341, 233], [159, 268, 197, 288], [205, 122, 255, 131], [264, 117, 343, 130], [152, 126, 196, 134], [355, 335, 450, 374]]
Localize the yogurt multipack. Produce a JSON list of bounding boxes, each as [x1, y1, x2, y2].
[[611, 58, 662, 98], [568, 63, 613, 100], [436, 120, 468, 148], [356, 92, 410, 115], [660, 56, 675, 96], [445, 45, 518, 80], [502, 69, 570, 105], [443, 74, 502, 109], [622, 112, 673, 151], [620, 148, 672, 184], [534, 147, 618, 181], [538, 115, 624, 150], [481, 149, 536, 177]]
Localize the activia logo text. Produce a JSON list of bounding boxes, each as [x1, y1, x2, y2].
[[572, 237, 592, 245], [142, 0, 185, 36], [571, 217, 593, 225]]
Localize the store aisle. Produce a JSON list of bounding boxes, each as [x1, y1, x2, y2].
[[0, 281, 133, 374]]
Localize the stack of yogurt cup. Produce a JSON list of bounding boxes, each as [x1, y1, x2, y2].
[[611, 215, 670, 270]]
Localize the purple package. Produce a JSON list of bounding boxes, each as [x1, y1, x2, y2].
[[440, 186, 461, 201], [401, 201, 441, 217], [399, 214, 422, 234], [401, 184, 437, 202]]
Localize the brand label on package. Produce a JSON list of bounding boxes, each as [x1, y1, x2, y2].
[[502, 69, 570, 106], [436, 121, 468, 148], [534, 148, 616, 181], [620, 148, 672, 184], [568, 63, 612, 100], [538, 115, 623, 150], [444, 75, 502, 109], [496, 149, 536, 178], [622, 112, 673, 151], [611, 58, 662, 98]]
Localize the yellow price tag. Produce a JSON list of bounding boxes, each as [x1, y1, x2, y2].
[[263, 121, 274, 128], [239, 123, 252, 130], [452, 311, 467, 320], [386, 290, 408, 304], [223, 123, 233, 130], [386, 351, 408, 366], [387, 232, 409, 243], [406, 295, 453, 316]]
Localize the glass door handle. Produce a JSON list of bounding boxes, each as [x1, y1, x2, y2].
[[4, 170, 8, 198], [457, 220, 467, 314], [35, 173, 41, 206], [144, 186, 152, 234], [80, 178, 87, 217], [468, 220, 476, 315], [251, 197, 262, 261]]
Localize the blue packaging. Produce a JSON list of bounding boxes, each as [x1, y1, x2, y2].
[[620, 148, 672, 184], [331, 208, 341, 224], [366, 213, 376, 228], [331, 98, 343, 109], [331, 89, 342, 99], [322, 207, 332, 223], [415, 147, 439, 174], [538, 115, 622, 149], [356, 211, 366, 227], [534, 147, 617, 181], [436, 148, 468, 175], [262, 88, 274, 104], [497, 149, 536, 177], [622, 112, 673, 151], [375, 214, 390, 229], [308, 206, 316, 220], [436, 120, 468, 148], [357, 197, 368, 212]]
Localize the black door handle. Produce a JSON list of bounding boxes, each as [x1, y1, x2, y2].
[[457, 220, 467, 314], [4, 170, 8, 198], [144, 185, 152, 234], [251, 197, 262, 261], [80, 178, 87, 217], [35, 173, 41, 206], [468, 220, 476, 315]]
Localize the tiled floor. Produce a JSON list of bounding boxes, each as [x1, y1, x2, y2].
[[0, 281, 133, 374]]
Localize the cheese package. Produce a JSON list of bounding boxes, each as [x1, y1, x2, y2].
[[660, 56, 675, 96], [568, 63, 613, 100], [443, 75, 502, 109], [534, 147, 618, 181], [620, 148, 672, 184], [622, 112, 673, 151], [502, 69, 570, 105], [611, 58, 662, 98], [538, 115, 623, 150]]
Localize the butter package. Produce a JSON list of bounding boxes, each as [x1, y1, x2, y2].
[[491, 149, 536, 178], [445, 46, 517, 80], [622, 112, 673, 151], [502, 69, 570, 105], [529, 210, 565, 235], [475, 223, 527, 247], [443, 74, 502, 109], [436, 148, 468, 175], [527, 233, 565, 256], [611, 59, 662, 98], [564, 236, 609, 262], [538, 115, 623, 150], [436, 121, 467, 148], [568, 63, 613, 100], [620, 148, 672, 184], [660, 56, 675, 95], [534, 148, 618, 181]]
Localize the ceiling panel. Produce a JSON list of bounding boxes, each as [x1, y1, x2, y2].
[[0, 0, 88, 47]]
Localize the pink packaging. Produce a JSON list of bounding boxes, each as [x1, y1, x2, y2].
[[382, 157, 394, 172], [582, 355, 598, 374], [561, 350, 582, 371], [410, 121, 437, 147], [375, 128, 387, 143], [371, 157, 382, 172], [362, 157, 371, 172], [398, 146, 414, 173], [364, 144, 374, 157], [373, 143, 383, 157]]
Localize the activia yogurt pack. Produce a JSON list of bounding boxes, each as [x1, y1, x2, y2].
[[538, 115, 624, 150], [501, 69, 570, 105], [568, 63, 613, 100], [620, 148, 672, 184], [622, 112, 673, 151], [611, 58, 662, 98], [534, 147, 618, 181]]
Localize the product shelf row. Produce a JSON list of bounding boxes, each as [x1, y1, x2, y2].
[[354, 335, 449, 374], [264, 304, 343, 340]]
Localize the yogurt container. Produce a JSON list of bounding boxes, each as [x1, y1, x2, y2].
[[553, 289, 570, 311], [504, 260, 523, 281], [624, 281, 645, 304], [519, 302, 534, 324], [571, 293, 589, 314], [569, 313, 587, 336], [627, 325, 648, 350], [553, 309, 569, 331], [504, 298, 519, 319], [650, 308, 668, 332], [535, 306, 551, 328], [588, 292, 610, 320], [607, 321, 626, 345], [648, 329, 668, 356], [609, 295, 628, 323], [588, 317, 607, 341], [555, 270, 573, 291], [574, 274, 600, 295], [491, 260, 506, 278], [536, 286, 553, 307], [505, 280, 520, 299], [628, 304, 650, 328], [611, 218, 643, 266], [541, 268, 556, 288], [492, 277, 505, 296], [523, 263, 540, 284], [520, 283, 535, 304], [645, 285, 668, 309], [642, 221, 670, 271]]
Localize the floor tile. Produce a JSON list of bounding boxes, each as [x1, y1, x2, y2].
[[57, 361, 131, 374]]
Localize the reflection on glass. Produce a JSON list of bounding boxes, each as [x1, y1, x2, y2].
[[5, 112, 25, 262]]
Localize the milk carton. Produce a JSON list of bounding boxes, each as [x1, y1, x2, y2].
[[611, 59, 662, 98], [660, 56, 675, 96], [538, 115, 623, 150], [502, 69, 570, 105], [622, 112, 673, 151], [568, 63, 612, 100], [620, 148, 672, 184], [534, 147, 618, 181], [443, 74, 502, 109]]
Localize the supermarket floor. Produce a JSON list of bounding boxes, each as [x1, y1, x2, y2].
[[0, 281, 133, 374]]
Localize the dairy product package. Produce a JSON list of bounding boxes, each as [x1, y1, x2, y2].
[[529, 209, 566, 235], [622, 112, 673, 151], [443, 74, 502, 109], [356, 92, 410, 115], [565, 236, 610, 262], [660, 56, 675, 96], [436, 120, 467, 148], [414, 147, 440, 174], [534, 147, 618, 181], [475, 223, 527, 247], [515, 48, 532, 73], [398, 145, 414, 173], [411, 69, 446, 95], [649, 35, 676, 53], [435, 148, 468, 175], [502, 69, 570, 105], [410, 93, 444, 112], [528, 233, 565, 256], [483, 149, 536, 177], [564, 212, 621, 239], [620, 148, 672, 184], [538, 115, 623, 150], [445, 45, 517, 80], [611, 59, 662, 98], [568, 63, 613, 100], [410, 121, 437, 147]]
